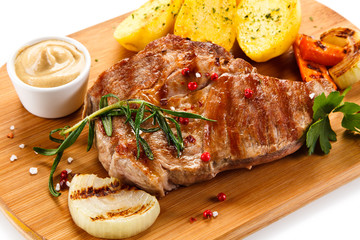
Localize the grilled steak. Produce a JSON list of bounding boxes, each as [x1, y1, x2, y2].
[[84, 34, 334, 197]]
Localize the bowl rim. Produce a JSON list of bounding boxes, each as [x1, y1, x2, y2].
[[7, 35, 91, 93]]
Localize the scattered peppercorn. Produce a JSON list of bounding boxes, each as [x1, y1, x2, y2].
[[59, 179, 67, 190], [178, 117, 189, 125], [7, 132, 14, 138], [210, 72, 219, 81], [188, 82, 198, 91], [189, 217, 197, 223], [184, 135, 196, 146], [60, 170, 68, 179], [181, 67, 190, 76], [203, 209, 213, 219], [244, 88, 253, 99], [217, 192, 226, 201], [59, 169, 69, 190], [201, 152, 211, 162]]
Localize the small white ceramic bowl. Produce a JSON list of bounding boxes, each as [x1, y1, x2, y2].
[[7, 36, 91, 118]]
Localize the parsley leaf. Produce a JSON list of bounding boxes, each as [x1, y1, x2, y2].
[[306, 117, 336, 155], [306, 87, 360, 155], [312, 91, 344, 120], [342, 113, 360, 132], [335, 102, 360, 132]]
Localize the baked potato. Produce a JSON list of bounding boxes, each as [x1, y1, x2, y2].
[[114, 0, 183, 52], [174, 0, 237, 51], [235, 0, 301, 62]]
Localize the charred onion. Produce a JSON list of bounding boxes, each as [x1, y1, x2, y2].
[[68, 174, 160, 239], [320, 27, 360, 89]]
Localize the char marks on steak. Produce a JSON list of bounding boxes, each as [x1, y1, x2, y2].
[[85, 34, 334, 197]]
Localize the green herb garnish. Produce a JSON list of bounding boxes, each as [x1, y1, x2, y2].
[[306, 87, 360, 155], [34, 94, 215, 197]]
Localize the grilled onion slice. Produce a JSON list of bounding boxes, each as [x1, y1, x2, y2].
[[68, 174, 160, 239], [320, 27, 360, 89], [320, 28, 360, 47]]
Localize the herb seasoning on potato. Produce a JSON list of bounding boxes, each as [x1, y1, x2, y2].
[[235, 0, 301, 62], [174, 0, 237, 51], [114, 0, 183, 52]]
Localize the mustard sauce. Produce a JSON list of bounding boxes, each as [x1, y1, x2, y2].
[[14, 40, 85, 88]]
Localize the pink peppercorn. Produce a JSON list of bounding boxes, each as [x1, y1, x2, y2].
[[188, 82, 198, 91], [210, 72, 219, 81], [244, 88, 253, 99], [201, 152, 211, 162], [203, 210, 213, 219], [178, 117, 189, 125], [217, 192, 226, 201], [181, 67, 190, 76]]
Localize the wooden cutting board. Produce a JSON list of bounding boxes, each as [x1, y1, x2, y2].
[[0, 0, 359, 239]]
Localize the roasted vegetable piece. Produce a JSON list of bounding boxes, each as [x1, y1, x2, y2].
[[293, 34, 337, 89], [321, 27, 360, 89], [299, 34, 346, 66], [69, 174, 160, 239], [114, 0, 183, 52], [235, 0, 301, 62], [321, 27, 360, 47], [174, 0, 237, 51]]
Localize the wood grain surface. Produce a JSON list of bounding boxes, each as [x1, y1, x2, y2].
[[0, 0, 359, 239]]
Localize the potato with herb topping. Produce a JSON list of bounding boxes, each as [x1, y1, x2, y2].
[[174, 0, 237, 51], [114, 0, 183, 52], [235, 0, 301, 62]]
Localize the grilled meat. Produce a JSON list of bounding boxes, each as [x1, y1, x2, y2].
[[84, 34, 334, 197]]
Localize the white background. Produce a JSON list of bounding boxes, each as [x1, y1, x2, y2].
[[1, 1, 360, 239]]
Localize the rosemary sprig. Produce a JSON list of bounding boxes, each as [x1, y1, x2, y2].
[[34, 94, 215, 197], [49, 151, 63, 197]]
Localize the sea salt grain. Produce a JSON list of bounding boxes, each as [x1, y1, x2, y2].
[[55, 183, 61, 191], [10, 125, 15, 131], [309, 93, 315, 99], [66, 169, 72, 174], [29, 167, 38, 175], [67, 157, 74, 164], [19, 144, 25, 149], [212, 211, 218, 218], [10, 154, 17, 162], [66, 181, 71, 187]]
